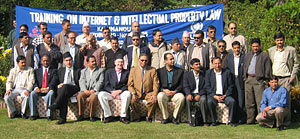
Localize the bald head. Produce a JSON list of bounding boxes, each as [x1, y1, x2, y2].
[[132, 21, 140, 33]]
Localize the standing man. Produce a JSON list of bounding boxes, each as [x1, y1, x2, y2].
[[186, 30, 216, 71], [224, 41, 246, 124], [5, 56, 35, 119], [205, 57, 237, 126], [203, 25, 219, 48], [29, 54, 57, 121], [128, 54, 159, 122], [49, 52, 81, 125], [268, 32, 298, 125], [123, 21, 148, 49], [244, 38, 272, 124], [157, 53, 185, 124], [54, 19, 71, 47], [60, 31, 84, 69], [180, 31, 192, 52], [98, 56, 131, 124], [256, 76, 289, 131], [148, 29, 169, 69], [216, 40, 229, 68], [184, 58, 208, 126], [223, 22, 248, 54], [77, 55, 104, 122], [161, 38, 186, 69], [7, 19, 16, 49], [76, 22, 91, 46], [32, 22, 48, 47], [105, 37, 128, 69], [36, 31, 62, 69], [12, 24, 33, 49], [98, 27, 111, 51]]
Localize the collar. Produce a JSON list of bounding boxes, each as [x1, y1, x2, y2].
[[20, 43, 28, 50], [194, 43, 205, 48], [69, 44, 75, 48], [43, 42, 51, 47], [89, 67, 96, 72], [115, 67, 122, 73], [112, 47, 119, 53], [128, 32, 146, 38], [171, 49, 180, 55], [251, 50, 261, 56], [214, 69, 222, 75], [166, 66, 173, 72], [66, 66, 73, 71], [229, 34, 238, 38], [276, 45, 286, 52], [192, 70, 199, 77], [234, 53, 240, 58]]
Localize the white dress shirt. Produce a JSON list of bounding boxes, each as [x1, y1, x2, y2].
[[233, 54, 240, 76], [98, 39, 111, 52], [63, 67, 75, 85], [215, 70, 223, 95], [192, 70, 199, 94]]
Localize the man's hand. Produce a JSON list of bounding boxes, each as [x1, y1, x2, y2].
[[131, 94, 137, 102], [24, 91, 30, 96], [5, 90, 12, 96], [41, 88, 49, 93], [111, 90, 122, 100], [194, 95, 200, 101], [152, 95, 157, 103], [83, 90, 90, 95], [163, 89, 172, 96], [213, 96, 224, 103], [290, 77, 294, 84], [35, 88, 41, 93], [89, 90, 96, 95], [262, 112, 267, 118], [264, 106, 271, 112], [187, 94, 193, 101], [58, 83, 64, 88], [169, 91, 176, 96]]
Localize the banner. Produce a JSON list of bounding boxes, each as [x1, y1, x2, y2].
[[16, 4, 224, 44]]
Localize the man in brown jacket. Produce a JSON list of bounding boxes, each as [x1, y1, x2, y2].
[[128, 53, 159, 122], [54, 19, 71, 47]]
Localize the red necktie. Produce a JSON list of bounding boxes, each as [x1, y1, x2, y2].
[[42, 68, 47, 88]]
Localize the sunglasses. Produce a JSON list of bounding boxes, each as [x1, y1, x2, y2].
[[209, 31, 216, 33], [194, 37, 201, 39], [140, 59, 148, 62], [218, 45, 226, 48], [230, 27, 236, 29], [132, 39, 140, 41]]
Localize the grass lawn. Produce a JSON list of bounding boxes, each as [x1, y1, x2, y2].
[[0, 109, 300, 139]]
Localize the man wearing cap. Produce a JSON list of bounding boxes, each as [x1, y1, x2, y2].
[[160, 38, 186, 69], [180, 31, 193, 52], [123, 21, 148, 49], [76, 22, 91, 46], [98, 55, 131, 124], [49, 52, 81, 124]]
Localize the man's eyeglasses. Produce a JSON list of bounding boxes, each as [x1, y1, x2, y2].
[[132, 39, 140, 41], [140, 59, 148, 62], [218, 45, 226, 48], [194, 37, 201, 40]]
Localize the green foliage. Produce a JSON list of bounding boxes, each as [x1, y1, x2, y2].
[[0, 35, 8, 49], [0, 48, 13, 97]]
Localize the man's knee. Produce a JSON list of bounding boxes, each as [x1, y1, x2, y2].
[[157, 92, 167, 101]]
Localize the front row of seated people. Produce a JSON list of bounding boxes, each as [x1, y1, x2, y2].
[[4, 53, 289, 131]]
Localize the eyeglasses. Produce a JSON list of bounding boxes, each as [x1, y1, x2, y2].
[[209, 31, 216, 33], [140, 59, 148, 62], [230, 27, 236, 30], [132, 39, 140, 41], [194, 37, 201, 40], [218, 45, 226, 48]]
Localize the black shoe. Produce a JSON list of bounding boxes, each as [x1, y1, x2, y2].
[[48, 103, 58, 110], [238, 120, 246, 124], [47, 116, 53, 121], [56, 119, 66, 125], [204, 123, 210, 127], [22, 115, 28, 119], [146, 117, 152, 123], [259, 124, 266, 128], [9, 111, 18, 119], [161, 118, 170, 124], [30, 116, 38, 120], [90, 117, 96, 122], [120, 117, 130, 124], [229, 123, 237, 127], [277, 125, 284, 131], [172, 117, 179, 125], [211, 122, 218, 126], [77, 115, 84, 121], [103, 116, 113, 123]]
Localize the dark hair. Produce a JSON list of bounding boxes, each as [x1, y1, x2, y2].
[[67, 31, 76, 38], [163, 53, 173, 60], [269, 75, 278, 81], [62, 19, 70, 25], [102, 27, 110, 32], [139, 53, 148, 59], [195, 30, 204, 37], [38, 22, 47, 28], [232, 41, 240, 47], [19, 32, 28, 39], [41, 54, 51, 60], [207, 25, 216, 31], [274, 33, 285, 40], [111, 36, 118, 42], [20, 24, 28, 30], [250, 38, 261, 45], [43, 31, 52, 38], [86, 55, 96, 62], [132, 32, 140, 38], [152, 29, 161, 36], [16, 55, 26, 63], [190, 58, 200, 65], [211, 57, 222, 63], [227, 22, 237, 27], [217, 39, 226, 45]]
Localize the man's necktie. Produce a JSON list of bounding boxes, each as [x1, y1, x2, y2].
[[142, 69, 145, 94], [42, 68, 47, 88], [133, 47, 139, 67], [66, 69, 72, 84]]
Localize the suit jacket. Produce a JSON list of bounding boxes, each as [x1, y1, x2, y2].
[[54, 32, 67, 48], [36, 43, 62, 69], [224, 53, 245, 90], [128, 66, 159, 98], [160, 50, 187, 70], [243, 51, 272, 81], [79, 67, 104, 94], [183, 70, 206, 96], [6, 66, 35, 91], [157, 66, 184, 93], [204, 68, 234, 97], [104, 68, 129, 92], [57, 67, 81, 87], [122, 32, 148, 49], [216, 51, 230, 68], [126, 45, 151, 69], [268, 45, 299, 79], [59, 44, 84, 69], [33, 67, 58, 90]]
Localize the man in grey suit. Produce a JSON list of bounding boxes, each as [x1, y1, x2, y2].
[[54, 19, 71, 48], [76, 55, 104, 122], [59, 31, 84, 69]]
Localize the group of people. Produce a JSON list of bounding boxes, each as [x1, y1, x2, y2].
[[4, 19, 297, 131]]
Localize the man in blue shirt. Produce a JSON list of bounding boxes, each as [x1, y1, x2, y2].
[[256, 76, 288, 131]]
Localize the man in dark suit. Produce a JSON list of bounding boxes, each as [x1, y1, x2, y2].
[[49, 52, 81, 124], [184, 58, 209, 126], [29, 54, 58, 121], [224, 41, 246, 124], [216, 40, 229, 68], [205, 57, 237, 126], [59, 31, 84, 69], [98, 55, 131, 124], [36, 31, 62, 69], [105, 37, 128, 69], [157, 53, 185, 124]]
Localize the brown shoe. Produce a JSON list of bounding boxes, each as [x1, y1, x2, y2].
[[103, 116, 114, 123]]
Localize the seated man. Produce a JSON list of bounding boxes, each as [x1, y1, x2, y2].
[[5, 56, 35, 119], [77, 55, 104, 122], [184, 58, 209, 126], [157, 53, 185, 124], [128, 53, 159, 122], [49, 52, 81, 125], [256, 76, 288, 131], [98, 55, 131, 124], [205, 57, 237, 126], [29, 54, 58, 121]]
